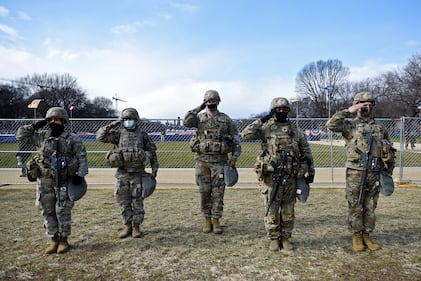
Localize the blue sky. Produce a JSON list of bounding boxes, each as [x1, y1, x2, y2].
[[1, 0, 420, 118]]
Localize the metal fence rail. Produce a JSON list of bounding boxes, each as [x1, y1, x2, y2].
[[1, 117, 420, 184]]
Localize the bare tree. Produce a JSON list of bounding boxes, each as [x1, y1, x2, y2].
[[295, 59, 350, 117], [401, 53, 421, 116], [377, 53, 421, 117]]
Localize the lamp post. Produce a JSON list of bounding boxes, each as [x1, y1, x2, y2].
[[324, 85, 334, 184], [69, 105, 76, 132], [290, 98, 300, 128], [324, 85, 334, 118]]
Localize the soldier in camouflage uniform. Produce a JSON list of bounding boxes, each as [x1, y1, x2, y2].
[[96, 108, 159, 239], [183, 90, 242, 234], [241, 97, 315, 252], [16, 107, 88, 254], [326, 92, 396, 251]]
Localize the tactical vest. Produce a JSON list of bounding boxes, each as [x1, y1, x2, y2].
[[261, 121, 300, 175], [114, 128, 146, 170], [32, 133, 78, 182], [189, 113, 233, 155], [346, 121, 384, 167]]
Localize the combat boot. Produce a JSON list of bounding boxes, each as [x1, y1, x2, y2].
[[44, 235, 60, 254], [133, 223, 142, 238], [57, 236, 69, 254], [269, 239, 280, 251], [352, 232, 365, 252], [281, 237, 293, 251], [119, 222, 133, 239], [212, 218, 222, 234], [362, 232, 380, 250], [202, 217, 212, 233]]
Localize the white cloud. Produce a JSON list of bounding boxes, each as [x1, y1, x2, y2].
[[0, 23, 17, 41], [110, 20, 153, 34], [349, 60, 398, 81], [1, 41, 402, 119], [169, 2, 200, 13], [42, 38, 81, 61], [406, 40, 419, 47], [0, 6, 9, 17], [18, 11, 31, 21]]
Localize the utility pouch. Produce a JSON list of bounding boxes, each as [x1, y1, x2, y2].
[[297, 160, 309, 178], [254, 156, 264, 181], [121, 147, 145, 165], [189, 135, 200, 152], [381, 140, 396, 163], [106, 148, 124, 168], [26, 158, 41, 179]]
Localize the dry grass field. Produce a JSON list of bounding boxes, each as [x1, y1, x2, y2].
[[0, 186, 420, 281]]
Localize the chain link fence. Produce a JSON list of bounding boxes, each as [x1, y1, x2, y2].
[[1, 117, 420, 184]]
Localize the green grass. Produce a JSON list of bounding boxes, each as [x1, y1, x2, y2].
[[1, 141, 420, 168], [0, 187, 420, 280]]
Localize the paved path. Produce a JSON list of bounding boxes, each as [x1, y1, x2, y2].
[[1, 167, 419, 189]]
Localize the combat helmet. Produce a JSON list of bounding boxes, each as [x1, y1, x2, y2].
[[353, 91, 375, 105], [270, 97, 290, 111], [203, 90, 221, 103], [121, 108, 140, 120], [45, 107, 69, 124]]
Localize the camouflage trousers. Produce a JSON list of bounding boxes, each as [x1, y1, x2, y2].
[[195, 160, 226, 218], [261, 175, 296, 240], [36, 177, 74, 237], [115, 172, 145, 225], [345, 168, 380, 233]]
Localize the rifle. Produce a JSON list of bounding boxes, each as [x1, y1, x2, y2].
[[50, 138, 67, 206], [355, 130, 376, 206], [266, 149, 289, 216]]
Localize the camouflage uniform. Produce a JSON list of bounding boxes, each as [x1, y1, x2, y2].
[[16, 141, 36, 177], [326, 92, 396, 235], [16, 108, 88, 240], [96, 108, 158, 230], [183, 90, 241, 223], [242, 98, 314, 243]]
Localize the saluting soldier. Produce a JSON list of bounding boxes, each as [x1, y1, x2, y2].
[[96, 108, 159, 239], [16, 107, 88, 254], [326, 92, 396, 251], [241, 97, 314, 252], [183, 90, 242, 234]]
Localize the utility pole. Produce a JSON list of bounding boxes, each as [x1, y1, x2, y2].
[[112, 93, 126, 112]]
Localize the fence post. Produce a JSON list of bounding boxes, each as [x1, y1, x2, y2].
[[398, 116, 405, 183]]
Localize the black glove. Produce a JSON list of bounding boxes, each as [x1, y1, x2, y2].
[[260, 109, 275, 123], [72, 175, 84, 185], [33, 119, 48, 130], [200, 102, 206, 110], [27, 173, 37, 182], [306, 168, 315, 184], [151, 170, 157, 179]]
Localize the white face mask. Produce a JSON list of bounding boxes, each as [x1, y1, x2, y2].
[[123, 120, 135, 128]]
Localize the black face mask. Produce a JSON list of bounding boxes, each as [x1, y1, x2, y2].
[[275, 112, 288, 122], [49, 122, 64, 137], [207, 104, 217, 111], [360, 105, 372, 116]]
